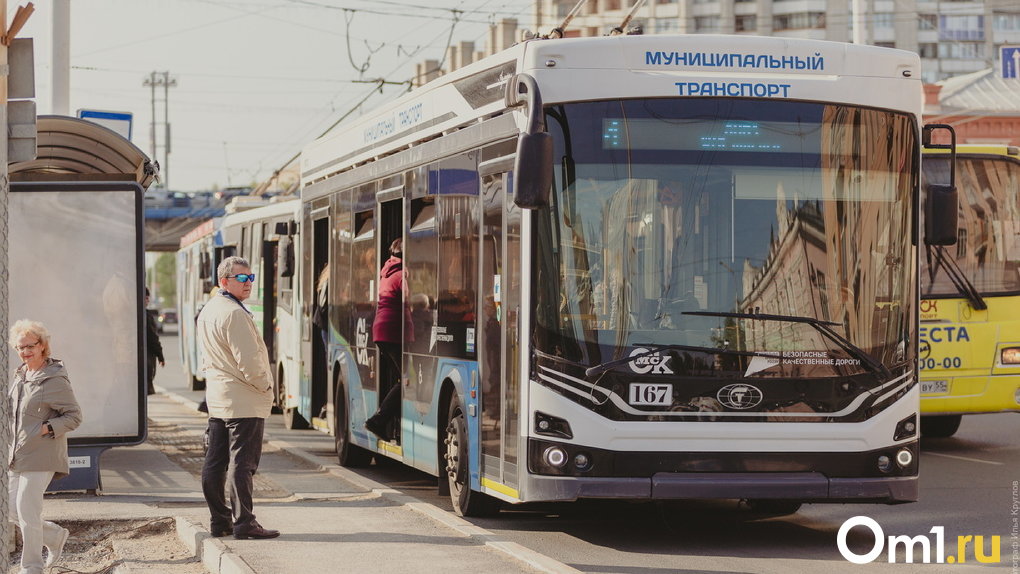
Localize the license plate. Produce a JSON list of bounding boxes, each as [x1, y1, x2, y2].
[[921, 380, 949, 395], [629, 383, 673, 406]]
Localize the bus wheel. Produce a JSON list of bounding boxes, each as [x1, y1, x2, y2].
[[921, 414, 962, 438], [335, 382, 371, 467], [743, 499, 802, 517], [271, 366, 284, 414], [280, 372, 308, 430], [444, 397, 500, 517]]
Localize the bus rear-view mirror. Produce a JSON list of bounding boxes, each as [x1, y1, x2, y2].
[[513, 131, 553, 209], [924, 183, 958, 246]]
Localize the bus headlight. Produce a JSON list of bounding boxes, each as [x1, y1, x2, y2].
[[543, 446, 568, 468], [896, 449, 913, 468], [877, 455, 892, 473], [535, 411, 573, 439], [573, 452, 593, 472], [1001, 347, 1020, 364], [894, 413, 917, 440]]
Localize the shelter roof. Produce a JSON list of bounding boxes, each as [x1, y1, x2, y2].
[[10, 115, 158, 188]]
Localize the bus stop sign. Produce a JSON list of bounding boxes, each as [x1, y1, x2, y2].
[[77, 109, 133, 140]]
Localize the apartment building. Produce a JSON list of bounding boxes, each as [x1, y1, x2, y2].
[[531, 0, 1020, 83]]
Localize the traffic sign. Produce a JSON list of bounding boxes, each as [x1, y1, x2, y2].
[[77, 109, 133, 140], [1001, 45, 1020, 79]]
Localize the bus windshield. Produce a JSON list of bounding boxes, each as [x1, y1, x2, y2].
[[921, 155, 1020, 296], [534, 98, 917, 376]]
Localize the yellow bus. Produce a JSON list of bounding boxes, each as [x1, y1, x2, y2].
[[920, 144, 1020, 437]]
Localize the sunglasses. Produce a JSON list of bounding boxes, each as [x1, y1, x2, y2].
[[228, 273, 256, 283]]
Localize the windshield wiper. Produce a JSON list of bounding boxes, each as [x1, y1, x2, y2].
[[925, 245, 987, 311], [683, 310, 890, 378], [582, 343, 761, 378]]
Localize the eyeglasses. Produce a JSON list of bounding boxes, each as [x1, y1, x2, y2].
[[228, 273, 256, 283], [15, 341, 40, 352]]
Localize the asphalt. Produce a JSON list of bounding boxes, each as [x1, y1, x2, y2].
[[41, 388, 577, 574]]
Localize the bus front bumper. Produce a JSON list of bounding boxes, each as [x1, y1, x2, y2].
[[523, 473, 917, 504]]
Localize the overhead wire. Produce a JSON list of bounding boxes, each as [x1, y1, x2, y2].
[[250, 0, 535, 190]]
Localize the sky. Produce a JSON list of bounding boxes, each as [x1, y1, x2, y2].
[[18, 0, 536, 192]]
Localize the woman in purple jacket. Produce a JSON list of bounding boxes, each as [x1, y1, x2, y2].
[[366, 238, 412, 441]]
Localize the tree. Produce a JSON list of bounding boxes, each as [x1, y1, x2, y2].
[[154, 252, 177, 308]]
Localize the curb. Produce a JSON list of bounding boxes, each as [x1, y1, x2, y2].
[[158, 387, 580, 574], [175, 516, 256, 574]]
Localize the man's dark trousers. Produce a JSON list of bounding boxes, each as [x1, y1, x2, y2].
[[202, 417, 264, 533]]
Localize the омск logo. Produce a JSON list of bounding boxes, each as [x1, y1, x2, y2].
[[716, 383, 763, 409]]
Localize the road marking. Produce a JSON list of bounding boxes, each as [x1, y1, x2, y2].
[[925, 451, 1003, 465]]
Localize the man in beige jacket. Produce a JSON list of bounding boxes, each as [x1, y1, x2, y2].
[[197, 256, 279, 540]]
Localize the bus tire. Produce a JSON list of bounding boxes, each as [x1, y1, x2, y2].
[[921, 414, 962, 438], [280, 371, 308, 430], [444, 397, 500, 517], [271, 364, 284, 414], [335, 382, 371, 467]]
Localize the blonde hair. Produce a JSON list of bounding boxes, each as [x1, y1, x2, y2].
[[9, 319, 52, 359]]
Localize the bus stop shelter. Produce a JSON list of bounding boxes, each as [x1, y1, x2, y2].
[[9, 115, 155, 493]]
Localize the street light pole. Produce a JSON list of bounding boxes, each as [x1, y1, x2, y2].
[[142, 71, 176, 188], [162, 71, 176, 189], [144, 71, 156, 167]]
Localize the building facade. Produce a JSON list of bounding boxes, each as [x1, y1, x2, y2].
[[532, 0, 1020, 83]]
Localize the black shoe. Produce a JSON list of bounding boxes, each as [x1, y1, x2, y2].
[[233, 522, 280, 540], [210, 525, 233, 537], [197, 400, 209, 413], [364, 415, 392, 441]]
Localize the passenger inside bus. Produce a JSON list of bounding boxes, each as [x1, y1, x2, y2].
[[366, 238, 411, 441]]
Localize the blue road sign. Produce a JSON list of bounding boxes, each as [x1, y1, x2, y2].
[[1002, 46, 1020, 79], [77, 109, 133, 140]]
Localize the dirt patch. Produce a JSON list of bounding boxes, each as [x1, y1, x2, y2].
[[7, 517, 206, 574]]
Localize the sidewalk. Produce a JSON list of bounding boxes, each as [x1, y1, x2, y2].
[[42, 391, 575, 574]]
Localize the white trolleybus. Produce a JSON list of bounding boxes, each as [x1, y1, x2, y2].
[[297, 33, 957, 516], [177, 198, 302, 407], [178, 217, 221, 390], [214, 198, 303, 417]]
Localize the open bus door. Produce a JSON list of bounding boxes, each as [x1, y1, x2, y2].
[[262, 237, 279, 382], [377, 196, 405, 445], [310, 214, 330, 430], [476, 170, 523, 505]]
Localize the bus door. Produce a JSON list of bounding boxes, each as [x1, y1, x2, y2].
[[377, 193, 404, 444], [479, 169, 522, 495], [262, 231, 279, 375], [310, 213, 330, 430]]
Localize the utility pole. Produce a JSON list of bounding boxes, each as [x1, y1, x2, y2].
[[0, 0, 10, 559], [51, 0, 69, 114], [851, 0, 866, 44], [142, 71, 176, 188]]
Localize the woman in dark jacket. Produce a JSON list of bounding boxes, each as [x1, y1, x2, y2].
[[8, 319, 82, 573], [366, 238, 412, 440]]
